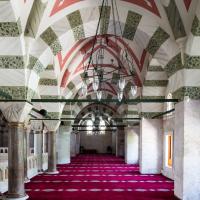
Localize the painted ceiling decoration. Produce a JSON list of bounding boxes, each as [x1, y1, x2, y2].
[[0, 0, 200, 125]]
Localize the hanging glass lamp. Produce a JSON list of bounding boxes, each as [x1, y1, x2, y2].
[[117, 91, 123, 102], [81, 82, 87, 96], [96, 90, 102, 101], [118, 77, 126, 91], [131, 85, 137, 96], [92, 76, 99, 92]]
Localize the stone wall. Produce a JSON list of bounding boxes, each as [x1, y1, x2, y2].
[[80, 131, 112, 154]]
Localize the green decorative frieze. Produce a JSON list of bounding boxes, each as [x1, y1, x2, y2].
[[123, 11, 142, 40], [67, 10, 85, 41], [40, 95, 60, 99], [0, 18, 22, 37], [148, 65, 164, 71], [146, 27, 169, 56], [67, 10, 83, 28], [165, 54, 200, 77], [164, 0, 186, 39], [47, 112, 61, 119], [72, 25, 85, 41], [39, 79, 58, 86], [99, 6, 111, 34], [191, 16, 200, 36], [62, 121, 72, 126], [0, 56, 24, 69], [46, 65, 54, 70], [28, 55, 45, 74], [62, 110, 75, 115], [185, 54, 200, 69], [140, 112, 163, 119], [144, 80, 168, 87], [173, 87, 200, 100], [50, 39, 62, 55], [0, 86, 35, 101], [67, 81, 75, 90], [124, 110, 138, 115], [41, 27, 58, 46], [164, 53, 183, 77]]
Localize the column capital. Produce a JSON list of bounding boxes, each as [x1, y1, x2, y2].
[[0, 102, 32, 123], [44, 120, 60, 132], [31, 120, 43, 132]]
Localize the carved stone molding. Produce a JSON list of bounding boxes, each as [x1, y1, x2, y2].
[[43, 120, 60, 132], [0, 102, 32, 123]]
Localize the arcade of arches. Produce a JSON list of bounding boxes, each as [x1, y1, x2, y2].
[[0, 0, 200, 200]]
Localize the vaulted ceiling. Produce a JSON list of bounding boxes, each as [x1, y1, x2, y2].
[[0, 0, 199, 124]]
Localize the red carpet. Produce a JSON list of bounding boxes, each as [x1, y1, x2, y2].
[[26, 155, 178, 200]]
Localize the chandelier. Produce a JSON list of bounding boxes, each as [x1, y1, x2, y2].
[[81, 0, 138, 102]]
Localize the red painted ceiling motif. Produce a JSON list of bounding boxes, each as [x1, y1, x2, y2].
[[50, 0, 81, 16], [184, 0, 192, 11], [122, 0, 160, 17], [50, 0, 160, 17]]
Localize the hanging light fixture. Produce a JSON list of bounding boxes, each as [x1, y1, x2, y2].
[[81, 0, 138, 101], [92, 76, 99, 92], [131, 85, 137, 96], [81, 82, 87, 96], [117, 91, 123, 102], [118, 77, 126, 91], [96, 90, 102, 101]]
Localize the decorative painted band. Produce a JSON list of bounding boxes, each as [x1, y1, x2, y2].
[[172, 86, 200, 100], [165, 53, 200, 77]]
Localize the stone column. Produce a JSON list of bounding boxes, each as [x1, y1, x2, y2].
[[125, 126, 139, 164], [139, 118, 163, 174], [57, 126, 71, 164], [7, 122, 29, 200], [47, 131, 58, 174], [44, 120, 60, 174], [31, 120, 44, 173], [174, 100, 200, 200], [0, 102, 32, 200], [24, 125, 31, 183], [35, 131, 43, 173]]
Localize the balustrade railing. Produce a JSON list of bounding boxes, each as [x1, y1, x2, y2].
[[0, 149, 48, 193]]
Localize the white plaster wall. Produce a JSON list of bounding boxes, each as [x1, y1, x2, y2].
[[75, 133, 80, 154], [174, 100, 200, 200], [125, 126, 139, 164], [57, 126, 71, 164], [162, 116, 175, 180], [112, 132, 116, 155], [80, 131, 112, 153], [117, 128, 125, 157], [139, 119, 163, 174], [70, 133, 77, 157]]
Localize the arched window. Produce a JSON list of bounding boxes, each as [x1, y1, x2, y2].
[[86, 120, 93, 135], [99, 119, 106, 135]]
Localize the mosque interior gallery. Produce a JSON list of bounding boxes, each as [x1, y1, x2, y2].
[[0, 0, 200, 200]]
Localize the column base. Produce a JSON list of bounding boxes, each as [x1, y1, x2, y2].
[[24, 178, 30, 183], [24, 179, 31, 183], [45, 171, 59, 175], [6, 194, 29, 200]]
